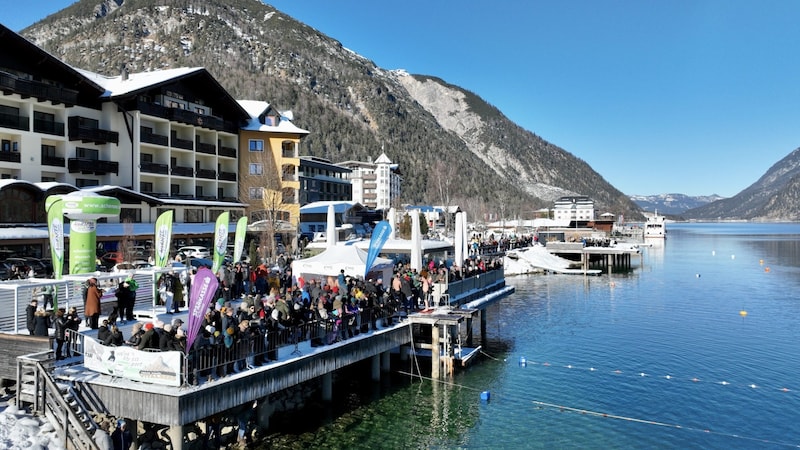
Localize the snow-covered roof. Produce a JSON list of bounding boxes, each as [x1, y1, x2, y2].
[[238, 100, 309, 134], [74, 67, 205, 97], [300, 201, 360, 215]]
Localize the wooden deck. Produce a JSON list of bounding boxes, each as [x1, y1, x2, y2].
[[55, 324, 413, 426]]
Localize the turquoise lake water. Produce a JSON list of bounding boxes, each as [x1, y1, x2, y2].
[[258, 223, 800, 449]]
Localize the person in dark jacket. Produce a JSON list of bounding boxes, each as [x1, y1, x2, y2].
[[33, 307, 51, 337], [54, 308, 68, 360], [111, 419, 133, 450], [97, 320, 111, 343], [26, 299, 39, 335], [125, 322, 145, 347], [103, 325, 125, 346], [137, 322, 159, 350], [115, 276, 138, 323], [64, 307, 81, 357]]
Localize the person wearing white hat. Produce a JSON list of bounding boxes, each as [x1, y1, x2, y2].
[[111, 418, 133, 450]]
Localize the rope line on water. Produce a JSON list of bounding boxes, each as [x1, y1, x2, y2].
[[393, 370, 800, 448], [513, 357, 795, 394]]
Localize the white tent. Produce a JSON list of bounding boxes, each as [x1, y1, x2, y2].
[[291, 245, 394, 284]]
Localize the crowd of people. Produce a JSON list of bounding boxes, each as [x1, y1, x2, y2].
[[80, 251, 504, 385]]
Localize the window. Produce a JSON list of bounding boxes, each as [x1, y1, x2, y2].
[[34, 111, 55, 123], [76, 147, 99, 160], [140, 182, 153, 192], [76, 178, 99, 187], [185, 209, 204, 223], [249, 187, 263, 200], [120, 208, 142, 223], [249, 163, 263, 175], [249, 140, 264, 152], [142, 153, 153, 163]]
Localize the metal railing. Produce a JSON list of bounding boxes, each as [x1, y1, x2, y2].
[[162, 306, 392, 385]]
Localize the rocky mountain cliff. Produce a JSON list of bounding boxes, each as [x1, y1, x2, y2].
[[682, 147, 800, 221], [18, 0, 643, 220]]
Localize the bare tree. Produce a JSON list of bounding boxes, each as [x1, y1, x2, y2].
[[426, 160, 459, 233]]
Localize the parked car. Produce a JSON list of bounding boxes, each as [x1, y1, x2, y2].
[[99, 252, 125, 268], [170, 258, 214, 271], [177, 246, 211, 259]]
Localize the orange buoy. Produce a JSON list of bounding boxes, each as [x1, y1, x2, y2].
[[765, 267, 770, 273]]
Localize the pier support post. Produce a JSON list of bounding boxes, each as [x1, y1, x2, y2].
[[400, 345, 409, 362], [431, 323, 440, 379], [255, 397, 272, 431], [381, 351, 390, 373], [166, 424, 184, 450], [480, 310, 487, 347], [465, 316, 474, 348], [371, 354, 381, 381], [322, 372, 333, 402]]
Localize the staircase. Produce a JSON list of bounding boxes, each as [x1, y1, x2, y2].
[[16, 352, 100, 450]]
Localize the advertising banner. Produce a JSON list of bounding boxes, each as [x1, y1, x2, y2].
[[83, 335, 182, 387], [364, 220, 391, 278], [211, 212, 230, 275], [233, 216, 248, 265], [186, 267, 220, 351], [154, 210, 174, 268]]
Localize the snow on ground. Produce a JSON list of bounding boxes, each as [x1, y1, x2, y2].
[[0, 392, 64, 450]]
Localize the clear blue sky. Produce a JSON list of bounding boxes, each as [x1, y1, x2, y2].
[[6, 1, 800, 197]]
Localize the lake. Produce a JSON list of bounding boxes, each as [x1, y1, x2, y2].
[[257, 223, 800, 449]]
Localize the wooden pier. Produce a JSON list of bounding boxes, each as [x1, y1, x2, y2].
[[8, 271, 514, 449], [545, 242, 642, 273]]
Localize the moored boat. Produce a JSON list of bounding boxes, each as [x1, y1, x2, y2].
[[644, 211, 666, 239]]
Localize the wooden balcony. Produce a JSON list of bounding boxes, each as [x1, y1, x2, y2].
[[218, 145, 237, 158], [141, 161, 169, 175], [68, 116, 119, 144], [196, 141, 216, 155], [0, 72, 78, 106], [170, 165, 194, 177], [0, 112, 28, 131], [170, 136, 193, 151], [196, 168, 217, 179], [218, 171, 237, 182], [33, 119, 64, 136], [168, 108, 224, 131], [68, 158, 119, 175], [0, 151, 21, 163], [140, 128, 169, 146], [41, 155, 65, 167], [131, 101, 238, 133]]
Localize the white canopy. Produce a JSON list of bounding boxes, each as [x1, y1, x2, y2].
[[291, 245, 394, 284]]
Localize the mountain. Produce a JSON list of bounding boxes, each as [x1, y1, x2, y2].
[[18, 0, 643, 220], [681, 147, 800, 221], [629, 193, 725, 216]]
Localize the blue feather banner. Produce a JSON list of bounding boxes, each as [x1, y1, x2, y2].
[[364, 221, 391, 278]]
